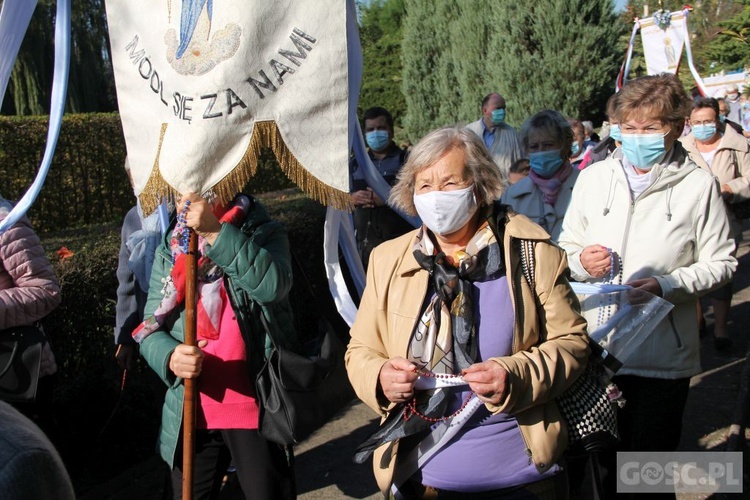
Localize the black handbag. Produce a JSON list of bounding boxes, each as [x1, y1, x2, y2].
[[255, 314, 355, 445], [518, 239, 620, 454], [557, 346, 621, 455], [0, 325, 45, 402]]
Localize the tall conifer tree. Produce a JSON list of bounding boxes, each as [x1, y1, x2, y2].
[[402, 0, 460, 139], [487, 0, 623, 124]]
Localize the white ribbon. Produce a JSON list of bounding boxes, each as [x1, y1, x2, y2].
[[0, 0, 71, 233], [323, 207, 364, 326], [324, 0, 419, 325]]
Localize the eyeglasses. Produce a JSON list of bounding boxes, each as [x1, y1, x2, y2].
[[691, 120, 717, 127]]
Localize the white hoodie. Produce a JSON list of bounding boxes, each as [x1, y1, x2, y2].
[[559, 144, 737, 378]]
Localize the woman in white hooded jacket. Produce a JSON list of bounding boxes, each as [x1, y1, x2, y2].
[[558, 74, 737, 499]]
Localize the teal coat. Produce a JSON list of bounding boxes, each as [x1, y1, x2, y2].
[[138, 197, 298, 468]]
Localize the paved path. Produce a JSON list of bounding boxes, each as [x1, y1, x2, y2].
[[85, 230, 750, 500]]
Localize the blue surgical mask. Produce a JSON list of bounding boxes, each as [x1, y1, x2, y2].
[[365, 130, 390, 151], [529, 149, 564, 178], [692, 124, 717, 142], [491, 108, 506, 125], [620, 132, 668, 170], [719, 115, 726, 123], [570, 141, 581, 156], [609, 124, 622, 142]]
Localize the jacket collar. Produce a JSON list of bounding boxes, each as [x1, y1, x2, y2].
[[394, 203, 551, 277], [680, 125, 749, 156], [607, 143, 697, 189]]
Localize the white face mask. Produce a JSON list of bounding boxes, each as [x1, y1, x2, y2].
[[413, 184, 478, 236]]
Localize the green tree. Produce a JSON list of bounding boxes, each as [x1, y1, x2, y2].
[[448, 0, 494, 124], [701, 0, 750, 72], [488, 0, 624, 125], [401, 0, 461, 139], [2, 0, 116, 115], [358, 0, 408, 127], [402, 0, 624, 140]]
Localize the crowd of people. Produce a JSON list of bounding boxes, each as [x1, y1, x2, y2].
[[347, 74, 748, 499], [1, 72, 749, 499]]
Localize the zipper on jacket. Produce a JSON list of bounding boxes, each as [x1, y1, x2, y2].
[[616, 164, 669, 266]]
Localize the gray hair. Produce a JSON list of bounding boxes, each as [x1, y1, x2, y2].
[[519, 110, 574, 157], [389, 126, 507, 216]]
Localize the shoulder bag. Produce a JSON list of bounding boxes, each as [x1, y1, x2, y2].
[[255, 311, 354, 446], [0, 324, 45, 402], [254, 250, 354, 446], [518, 239, 620, 454]]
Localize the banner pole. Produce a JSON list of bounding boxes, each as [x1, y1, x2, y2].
[[182, 229, 198, 500]]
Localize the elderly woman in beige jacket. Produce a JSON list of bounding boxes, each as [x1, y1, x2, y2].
[[680, 96, 750, 351], [346, 126, 589, 498]]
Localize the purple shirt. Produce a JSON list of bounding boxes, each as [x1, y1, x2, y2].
[[419, 275, 560, 492]]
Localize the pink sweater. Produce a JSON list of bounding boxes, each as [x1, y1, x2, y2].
[[197, 288, 259, 429]]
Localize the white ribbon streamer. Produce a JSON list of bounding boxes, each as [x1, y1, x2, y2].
[[0, 0, 71, 233], [323, 207, 364, 326]]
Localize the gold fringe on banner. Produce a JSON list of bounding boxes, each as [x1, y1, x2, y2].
[[139, 123, 178, 216], [138, 120, 351, 216], [248, 121, 351, 210]]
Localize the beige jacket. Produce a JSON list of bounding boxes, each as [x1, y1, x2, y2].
[[680, 126, 750, 237], [345, 209, 589, 494]]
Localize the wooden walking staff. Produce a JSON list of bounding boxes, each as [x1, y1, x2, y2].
[[182, 229, 198, 500]]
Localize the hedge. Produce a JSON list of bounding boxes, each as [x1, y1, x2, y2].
[[0, 114, 295, 233]]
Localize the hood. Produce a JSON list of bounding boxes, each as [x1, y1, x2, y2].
[[598, 143, 699, 222]]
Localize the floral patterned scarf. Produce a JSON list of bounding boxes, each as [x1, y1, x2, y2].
[[409, 221, 504, 375], [353, 210, 507, 462], [132, 195, 251, 344]]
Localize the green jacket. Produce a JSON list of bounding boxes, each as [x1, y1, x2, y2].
[[139, 197, 298, 468]]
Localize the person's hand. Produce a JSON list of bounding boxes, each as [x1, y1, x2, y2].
[[178, 193, 222, 244], [626, 277, 662, 298], [580, 245, 612, 278], [351, 189, 376, 208], [168, 340, 208, 379], [721, 184, 734, 202], [461, 361, 509, 406], [369, 188, 385, 207], [378, 357, 418, 403], [115, 343, 138, 371]]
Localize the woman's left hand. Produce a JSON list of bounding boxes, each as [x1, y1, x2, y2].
[[626, 277, 662, 297], [179, 193, 222, 244], [461, 361, 509, 406]]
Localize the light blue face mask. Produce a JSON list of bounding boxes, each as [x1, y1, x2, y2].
[[620, 132, 668, 170], [365, 130, 390, 151], [609, 124, 622, 142], [692, 123, 717, 142], [529, 149, 564, 178], [570, 141, 581, 156], [491, 108, 506, 125]]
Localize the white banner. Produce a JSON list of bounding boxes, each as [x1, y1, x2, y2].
[[105, 0, 354, 213], [703, 72, 747, 97], [640, 11, 686, 75]]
